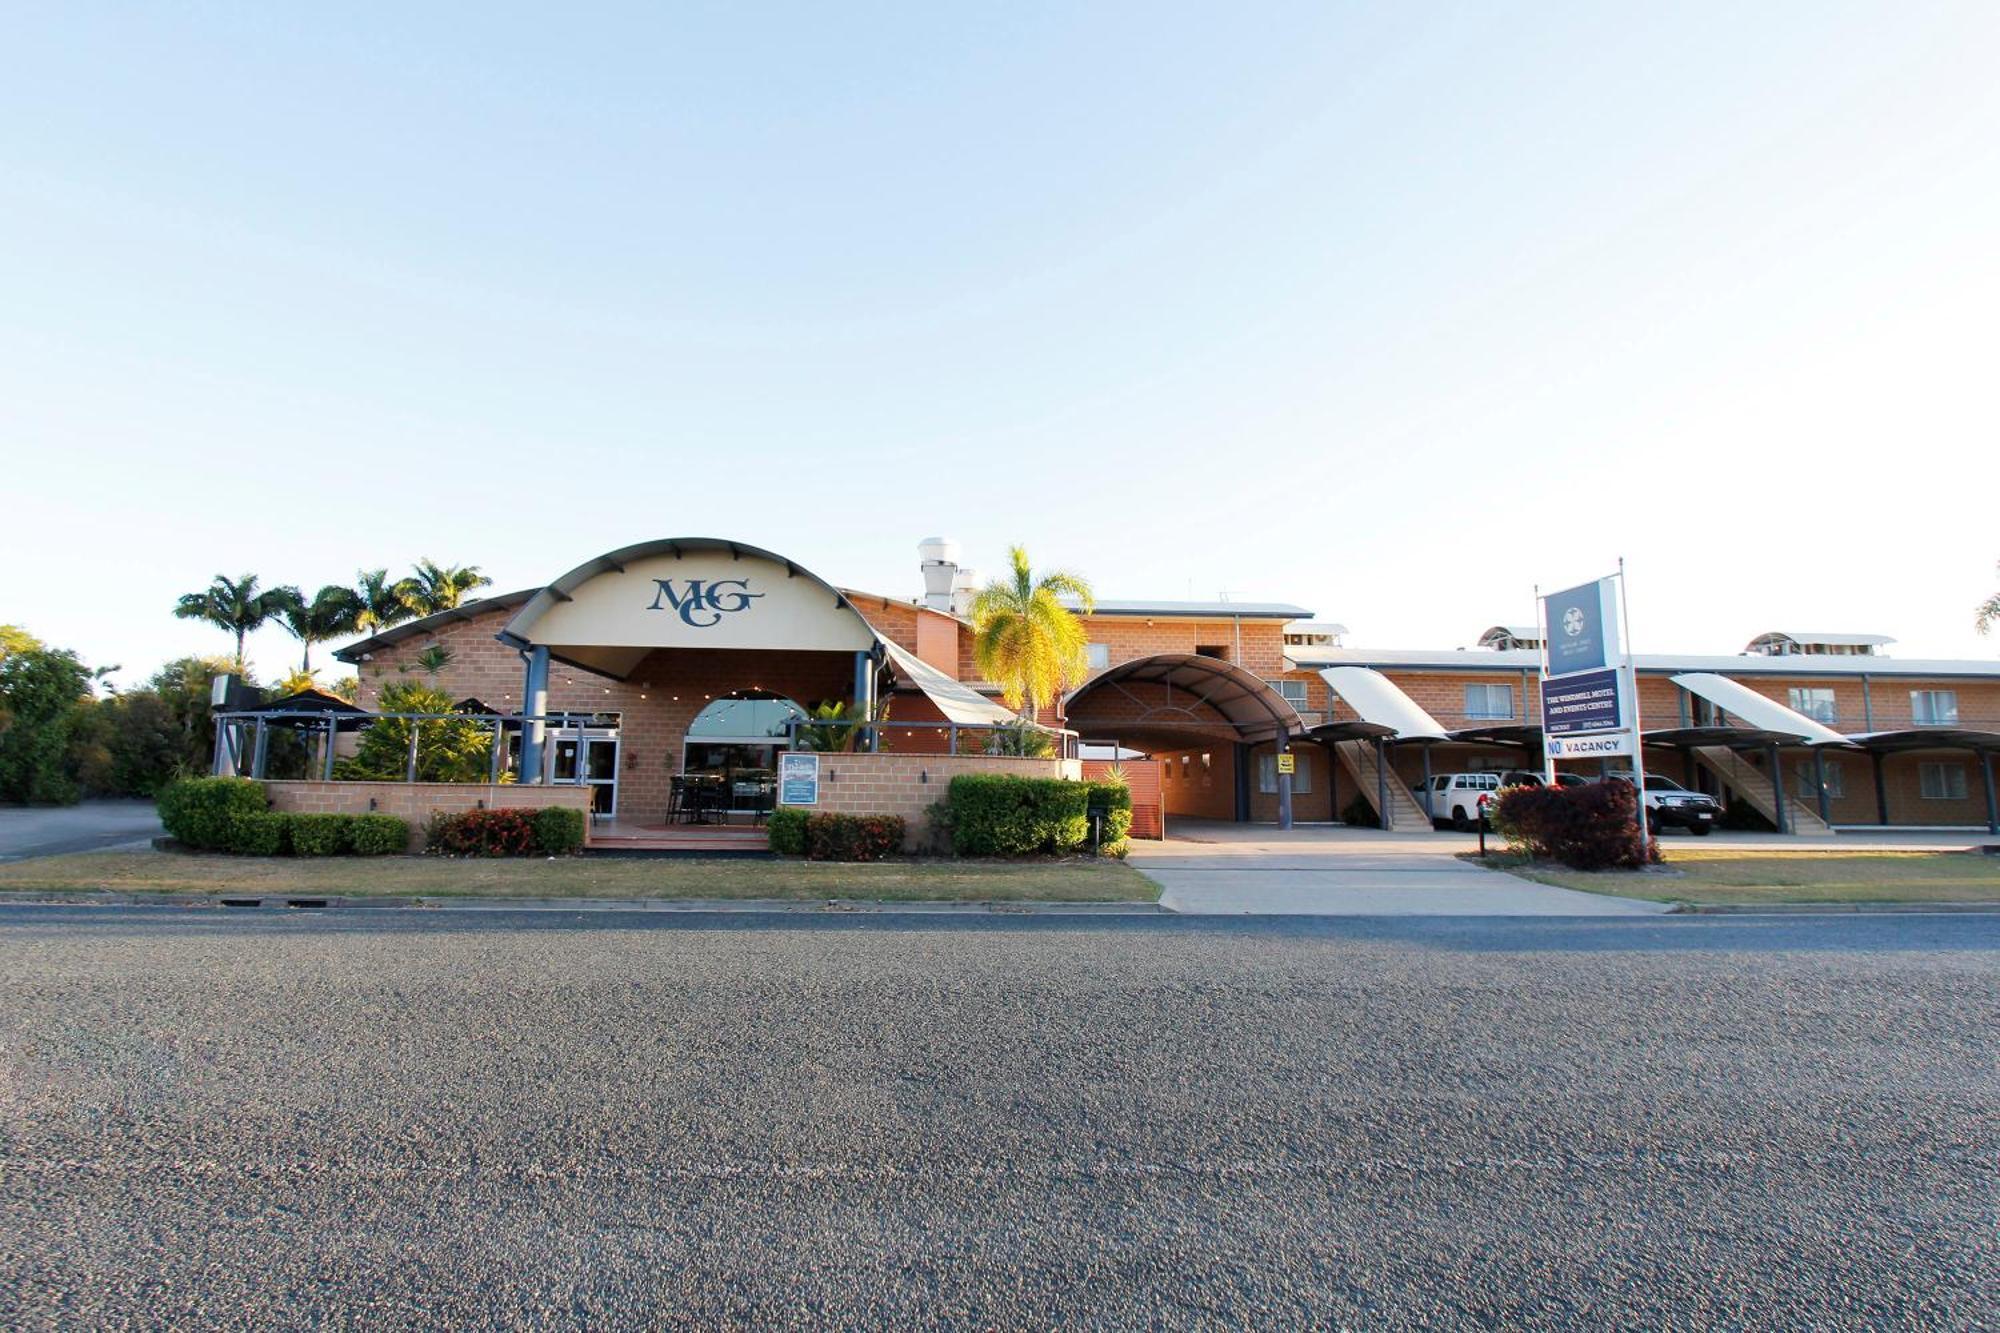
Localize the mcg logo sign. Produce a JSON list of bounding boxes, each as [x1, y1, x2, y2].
[[647, 578, 764, 628]]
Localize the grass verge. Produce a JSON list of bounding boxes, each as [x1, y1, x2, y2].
[[1482, 849, 2000, 905], [0, 849, 1159, 903]]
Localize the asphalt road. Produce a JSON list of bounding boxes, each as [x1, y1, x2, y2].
[[1, 908, 1995, 1328], [0, 800, 163, 863]]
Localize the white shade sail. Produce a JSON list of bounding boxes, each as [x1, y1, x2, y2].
[[880, 640, 1023, 727], [1670, 672, 1849, 745], [1317, 667, 1450, 741]]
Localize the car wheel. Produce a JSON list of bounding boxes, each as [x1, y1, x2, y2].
[[1691, 824, 1712, 837], [1452, 805, 1471, 832]]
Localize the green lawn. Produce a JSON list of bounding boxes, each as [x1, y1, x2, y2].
[[1495, 849, 2000, 905], [0, 849, 1159, 903]]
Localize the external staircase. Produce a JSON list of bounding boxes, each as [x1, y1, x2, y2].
[[1692, 746, 1832, 836], [1332, 740, 1433, 832]]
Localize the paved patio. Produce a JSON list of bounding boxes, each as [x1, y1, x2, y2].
[[1130, 821, 1667, 916]]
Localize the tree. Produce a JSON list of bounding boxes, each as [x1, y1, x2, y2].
[[269, 584, 362, 674], [398, 559, 492, 617], [354, 569, 417, 634], [967, 545, 1095, 722], [0, 643, 94, 804], [1979, 561, 2000, 636], [172, 573, 285, 666], [0, 625, 39, 660]]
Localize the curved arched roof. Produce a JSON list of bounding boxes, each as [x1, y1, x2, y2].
[[1065, 653, 1305, 743]]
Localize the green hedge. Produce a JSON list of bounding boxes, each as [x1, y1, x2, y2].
[[946, 774, 1090, 856], [157, 777, 268, 850], [1088, 781, 1134, 856], [155, 778, 411, 856], [288, 812, 353, 856], [767, 807, 809, 856], [348, 814, 409, 856], [532, 807, 587, 855]]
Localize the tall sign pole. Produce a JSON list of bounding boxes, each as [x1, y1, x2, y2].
[[1616, 558, 1652, 859], [1534, 583, 1554, 785], [1538, 570, 1646, 851]]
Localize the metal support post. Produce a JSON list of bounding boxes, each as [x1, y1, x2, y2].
[[251, 719, 269, 779], [1981, 750, 1998, 835], [1375, 737, 1389, 831], [1420, 744, 1434, 821], [489, 719, 504, 784], [406, 721, 421, 783], [324, 718, 338, 780], [520, 647, 550, 784], [1768, 744, 1787, 835], [1813, 747, 1831, 828], [1275, 726, 1293, 831], [1873, 751, 1890, 825], [1232, 743, 1251, 822]]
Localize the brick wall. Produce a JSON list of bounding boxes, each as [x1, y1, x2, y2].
[[1082, 758, 1163, 839], [777, 753, 1083, 849], [261, 780, 596, 851]]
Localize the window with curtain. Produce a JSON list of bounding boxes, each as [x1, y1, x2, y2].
[[1786, 687, 1837, 725], [1464, 683, 1513, 720], [1911, 690, 1959, 726], [1919, 762, 1967, 800]]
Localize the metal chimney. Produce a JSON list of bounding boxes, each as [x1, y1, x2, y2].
[[918, 537, 960, 611]]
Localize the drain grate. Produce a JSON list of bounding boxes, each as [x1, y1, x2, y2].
[[219, 898, 263, 909]]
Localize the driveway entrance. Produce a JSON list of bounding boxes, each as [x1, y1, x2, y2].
[[1129, 820, 1666, 916]]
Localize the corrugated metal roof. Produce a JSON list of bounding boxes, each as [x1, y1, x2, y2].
[[1289, 646, 2000, 679], [1068, 598, 1313, 620], [1670, 673, 1849, 745], [1317, 667, 1450, 740]]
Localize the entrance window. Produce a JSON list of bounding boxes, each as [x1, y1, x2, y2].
[[686, 693, 810, 741]]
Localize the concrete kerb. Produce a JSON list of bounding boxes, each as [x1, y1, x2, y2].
[[0, 891, 1170, 916]]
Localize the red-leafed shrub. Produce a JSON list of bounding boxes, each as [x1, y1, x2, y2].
[[426, 807, 540, 857], [1490, 781, 1653, 870], [804, 813, 905, 862]]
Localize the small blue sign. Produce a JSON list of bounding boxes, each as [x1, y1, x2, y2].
[[1542, 668, 1623, 736], [1545, 579, 1616, 677], [778, 751, 819, 806]]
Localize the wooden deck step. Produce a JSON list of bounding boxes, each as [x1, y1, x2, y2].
[[587, 824, 770, 854]]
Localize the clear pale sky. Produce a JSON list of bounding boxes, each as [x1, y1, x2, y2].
[[3, 4, 1995, 687]]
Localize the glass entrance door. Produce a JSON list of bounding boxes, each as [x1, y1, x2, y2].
[[549, 734, 619, 815]]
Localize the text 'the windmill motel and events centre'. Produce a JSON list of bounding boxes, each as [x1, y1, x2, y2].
[[210, 536, 2000, 848]]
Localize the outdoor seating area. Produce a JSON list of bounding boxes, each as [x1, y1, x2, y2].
[[668, 772, 776, 826]]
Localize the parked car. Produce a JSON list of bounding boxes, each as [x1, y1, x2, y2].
[[1601, 773, 1720, 835], [1412, 772, 1504, 830]]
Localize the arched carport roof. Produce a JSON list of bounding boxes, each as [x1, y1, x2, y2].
[[1064, 653, 1305, 744]]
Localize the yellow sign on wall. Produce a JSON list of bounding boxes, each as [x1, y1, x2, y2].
[[1275, 753, 1295, 775]]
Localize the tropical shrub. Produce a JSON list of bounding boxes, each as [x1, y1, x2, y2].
[[532, 806, 587, 855], [348, 814, 410, 856], [796, 700, 864, 753], [1489, 781, 1651, 870], [805, 813, 905, 862], [337, 681, 494, 782], [767, 807, 810, 856], [288, 813, 354, 856], [158, 777, 268, 849], [946, 774, 1089, 856], [426, 806, 584, 856], [977, 721, 1056, 758]]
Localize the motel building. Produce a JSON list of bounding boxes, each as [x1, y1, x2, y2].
[[218, 536, 2000, 847]]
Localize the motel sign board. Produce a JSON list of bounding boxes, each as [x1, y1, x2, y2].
[[779, 752, 820, 806], [1540, 577, 1635, 759]]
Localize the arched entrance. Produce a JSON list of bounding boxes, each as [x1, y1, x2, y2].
[[683, 690, 810, 800], [1064, 654, 1312, 826]]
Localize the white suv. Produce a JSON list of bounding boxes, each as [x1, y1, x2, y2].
[[1413, 772, 1504, 830]]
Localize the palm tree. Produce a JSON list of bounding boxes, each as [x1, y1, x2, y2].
[[398, 559, 492, 617], [172, 573, 285, 666], [968, 545, 1095, 722], [354, 569, 417, 634], [269, 584, 362, 674]]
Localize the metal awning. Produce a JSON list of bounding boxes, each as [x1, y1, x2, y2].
[[1317, 667, 1450, 741], [1305, 719, 1397, 744], [1844, 728, 2000, 754], [1641, 725, 1820, 750], [1670, 672, 1849, 746], [1066, 653, 1305, 743], [880, 640, 1022, 728], [1450, 722, 1543, 746]]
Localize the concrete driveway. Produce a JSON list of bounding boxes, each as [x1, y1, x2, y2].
[[0, 800, 162, 863], [1131, 821, 1667, 916]]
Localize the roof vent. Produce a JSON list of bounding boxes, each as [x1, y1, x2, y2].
[[1743, 631, 1895, 658], [918, 537, 961, 611]]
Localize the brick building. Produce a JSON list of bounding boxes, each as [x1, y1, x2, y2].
[[302, 535, 2000, 840]]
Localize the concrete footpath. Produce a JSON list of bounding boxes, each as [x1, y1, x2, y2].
[[1129, 821, 1668, 916], [0, 801, 163, 863]]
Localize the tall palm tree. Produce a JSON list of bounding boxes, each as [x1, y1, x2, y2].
[[269, 584, 362, 675], [398, 559, 492, 617], [354, 569, 417, 634], [968, 545, 1095, 722], [172, 573, 285, 666]]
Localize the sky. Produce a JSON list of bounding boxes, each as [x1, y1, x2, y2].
[[2, 2, 1996, 688]]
